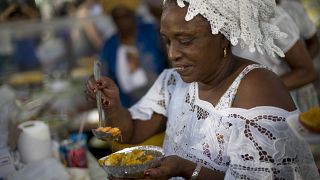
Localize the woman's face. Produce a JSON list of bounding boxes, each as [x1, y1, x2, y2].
[[111, 6, 136, 36], [160, 2, 226, 83]]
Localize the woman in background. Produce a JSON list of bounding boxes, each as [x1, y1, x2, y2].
[[232, 4, 318, 112], [100, 2, 167, 107]]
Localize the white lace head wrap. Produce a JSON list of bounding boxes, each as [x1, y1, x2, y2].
[[163, 0, 287, 57]]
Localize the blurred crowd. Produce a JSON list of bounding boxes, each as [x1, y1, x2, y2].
[[0, 0, 169, 105], [0, 0, 169, 172]]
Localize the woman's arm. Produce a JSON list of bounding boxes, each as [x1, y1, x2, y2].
[[20, 4, 39, 20], [0, 4, 17, 22], [280, 40, 317, 90], [233, 67, 296, 111], [76, 7, 103, 50], [305, 34, 320, 59], [86, 75, 166, 143], [105, 104, 166, 143], [227, 67, 318, 179]]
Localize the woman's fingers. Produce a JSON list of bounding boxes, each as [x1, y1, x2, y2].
[[85, 91, 95, 102], [86, 76, 120, 109], [144, 158, 167, 179], [98, 79, 119, 108], [85, 82, 97, 101], [101, 87, 118, 99], [101, 96, 110, 108], [149, 159, 162, 169], [86, 76, 111, 98], [108, 175, 138, 180], [97, 76, 115, 89], [144, 167, 168, 179], [86, 77, 97, 92]]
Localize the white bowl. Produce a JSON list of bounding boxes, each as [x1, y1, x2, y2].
[[287, 114, 320, 144]]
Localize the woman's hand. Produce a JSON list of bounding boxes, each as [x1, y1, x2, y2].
[[106, 156, 185, 180], [107, 176, 146, 180], [108, 155, 224, 180], [85, 75, 121, 110], [144, 155, 187, 179]]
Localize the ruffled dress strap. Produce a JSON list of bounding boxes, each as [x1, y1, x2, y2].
[[216, 64, 267, 109]]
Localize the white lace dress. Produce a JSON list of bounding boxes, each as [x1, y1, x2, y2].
[[129, 64, 320, 179]]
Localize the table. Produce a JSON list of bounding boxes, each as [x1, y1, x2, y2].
[[87, 151, 107, 180]]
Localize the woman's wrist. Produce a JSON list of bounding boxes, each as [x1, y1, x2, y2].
[[191, 163, 202, 180], [104, 100, 122, 116], [179, 158, 198, 179]]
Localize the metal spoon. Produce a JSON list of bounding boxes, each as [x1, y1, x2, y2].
[[91, 59, 120, 141]]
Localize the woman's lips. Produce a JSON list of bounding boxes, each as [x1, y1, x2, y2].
[[175, 67, 185, 71], [174, 65, 191, 74], [174, 64, 190, 70]]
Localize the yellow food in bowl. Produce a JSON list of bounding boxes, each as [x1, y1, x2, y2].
[[99, 149, 154, 166], [299, 107, 320, 133]]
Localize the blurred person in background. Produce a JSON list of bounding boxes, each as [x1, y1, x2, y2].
[[300, 0, 320, 27], [278, 0, 319, 59], [0, 1, 38, 21], [144, 0, 163, 24], [276, 0, 320, 170], [99, 0, 168, 107], [57, 0, 111, 60], [232, 5, 318, 113], [75, 0, 105, 50], [0, 2, 41, 72], [0, 4, 15, 82], [278, 0, 320, 103], [133, 0, 163, 25]]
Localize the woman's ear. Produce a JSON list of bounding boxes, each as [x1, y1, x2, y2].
[[220, 34, 230, 49], [219, 34, 231, 58]]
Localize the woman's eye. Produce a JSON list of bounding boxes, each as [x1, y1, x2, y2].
[[179, 38, 194, 45]]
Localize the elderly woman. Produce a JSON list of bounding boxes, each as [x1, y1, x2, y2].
[[86, 0, 319, 179]]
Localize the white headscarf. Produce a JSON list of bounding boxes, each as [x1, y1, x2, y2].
[[164, 0, 287, 57]]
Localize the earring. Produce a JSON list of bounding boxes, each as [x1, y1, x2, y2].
[[223, 48, 227, 58]]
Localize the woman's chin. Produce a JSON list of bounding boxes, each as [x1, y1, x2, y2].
[[175, 67, 195, 83], [180, 76, 194, 84]]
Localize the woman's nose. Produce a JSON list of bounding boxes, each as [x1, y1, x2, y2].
[[167, 43, 182, 62]]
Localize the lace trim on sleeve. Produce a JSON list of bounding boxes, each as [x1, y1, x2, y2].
[[128, 69, 178, 120], [224, 107, 319, 180], [272, 7, 300, 53]]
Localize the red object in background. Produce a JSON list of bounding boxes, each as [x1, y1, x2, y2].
[[59, 139, 88, 168], [68, 145, 87, 168]]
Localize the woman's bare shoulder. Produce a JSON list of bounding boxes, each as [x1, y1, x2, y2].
[[233, 67, 296, 111]]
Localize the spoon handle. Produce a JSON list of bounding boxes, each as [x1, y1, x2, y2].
[[93, 60, 105, 127]]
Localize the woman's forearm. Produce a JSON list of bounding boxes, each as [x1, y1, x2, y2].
[[280, 68, 316, 90], [104, 105, 134, 143], [281, 40, 317, 90], [180, 158, 225, 180], [305, 34, 320, 59]]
